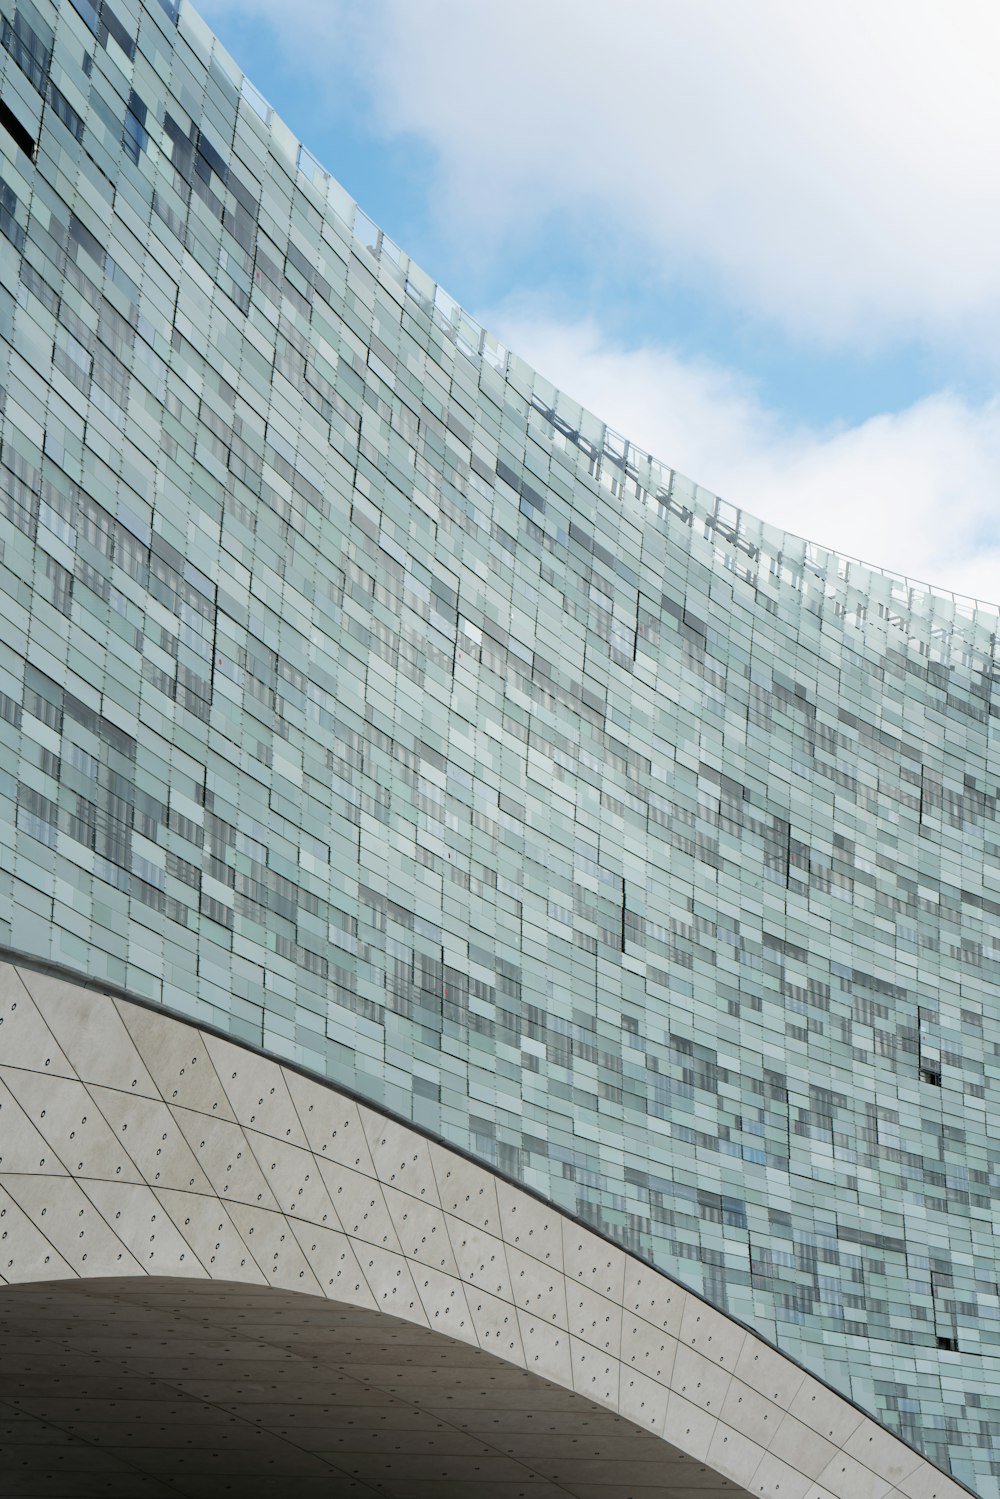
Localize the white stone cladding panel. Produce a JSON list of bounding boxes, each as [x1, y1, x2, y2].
[[0, 958, 969, 1499]]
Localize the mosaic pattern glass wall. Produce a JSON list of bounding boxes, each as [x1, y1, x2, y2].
[[1, 0, 998, 1489]]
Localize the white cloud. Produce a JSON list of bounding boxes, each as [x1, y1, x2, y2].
[[200, 0, 1000, 354], [491, 308, 1000, 603], [195, 0, 1000, 601]]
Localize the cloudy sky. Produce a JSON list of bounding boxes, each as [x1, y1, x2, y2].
[[198, 0, 1000, 603]]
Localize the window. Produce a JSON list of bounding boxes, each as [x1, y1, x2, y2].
[[0, 100, 35, 160], [48, 82, 84, 142]]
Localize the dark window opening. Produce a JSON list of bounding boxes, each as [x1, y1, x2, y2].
[[68, 0, 99, 34], [1, 11, 52, 95], [99, 3, 135, 61], [936, 1335, 959, 1352], [48, 82, 83, 142], [68, 212, 103, 267], [163, 111, 194, 178], [68, 0, 136, 57], [0, 99, 35, 159], [122, 89, 148, 163], [920, 1065, 942, 1086]]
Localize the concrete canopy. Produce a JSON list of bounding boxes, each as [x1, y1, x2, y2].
[[0, 957, 967, 1499], [0, 1277, 787, 1497]]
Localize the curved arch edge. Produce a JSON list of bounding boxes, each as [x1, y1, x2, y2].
[[0, 953, 968, 1499]]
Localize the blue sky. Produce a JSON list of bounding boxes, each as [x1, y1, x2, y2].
[[197, 0, 1000, 603]]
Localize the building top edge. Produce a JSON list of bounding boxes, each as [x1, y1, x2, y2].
[[183, 0, 1000, 634]]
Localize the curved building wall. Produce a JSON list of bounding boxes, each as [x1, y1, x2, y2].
[[0, 0, 997, 1490]]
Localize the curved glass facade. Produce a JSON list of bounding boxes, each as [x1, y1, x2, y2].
[[0, 1, 997, 1489]]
